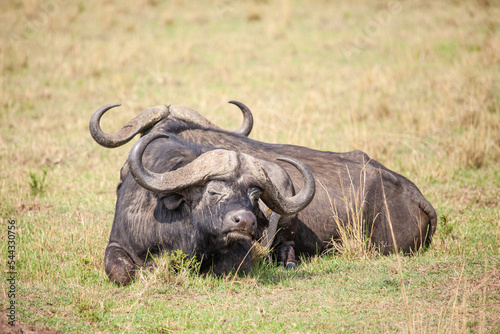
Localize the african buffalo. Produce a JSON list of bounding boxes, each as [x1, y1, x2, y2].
[[90, 102, 437, 258], [99, 131, 315, 285]]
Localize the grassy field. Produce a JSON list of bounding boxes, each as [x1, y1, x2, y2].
[[1, 0, 499, 332]]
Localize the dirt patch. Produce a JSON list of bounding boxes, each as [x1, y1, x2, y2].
[[0, 318, 63, 334]]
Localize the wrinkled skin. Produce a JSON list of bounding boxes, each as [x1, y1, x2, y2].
[[105, 136, 300, 285]]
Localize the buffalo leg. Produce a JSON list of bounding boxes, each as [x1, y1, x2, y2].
[[104, 242, 137, 285], [275, 242, 297, 270]]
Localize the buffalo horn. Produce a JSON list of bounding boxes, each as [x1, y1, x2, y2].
[[90, 101, 254, 148], [89, 104, 170, 148], [128, 133, 239, 193], [242, 155, 316, 216], [228, 101, 253, 136]]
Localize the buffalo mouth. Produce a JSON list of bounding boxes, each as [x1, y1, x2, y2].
[[225, 230, 254, 243]]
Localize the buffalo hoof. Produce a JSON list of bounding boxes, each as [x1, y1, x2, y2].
[[275, 243, 297, 270]]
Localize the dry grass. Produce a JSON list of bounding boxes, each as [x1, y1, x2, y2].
[[1, 0, 499, 332], [321, 170, 380, 260]]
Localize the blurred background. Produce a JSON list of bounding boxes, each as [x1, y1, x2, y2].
[[1, 1, 499, 182]]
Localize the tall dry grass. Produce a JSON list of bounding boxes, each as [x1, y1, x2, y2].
[[321, 171, 379, 260]]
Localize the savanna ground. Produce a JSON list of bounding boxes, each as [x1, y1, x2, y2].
[[1, 0, 499, 332]]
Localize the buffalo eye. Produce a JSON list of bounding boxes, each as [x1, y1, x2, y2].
[[208, 190, 221, 196], [159, 193, 184, 211], [207, 189, 224, 205]]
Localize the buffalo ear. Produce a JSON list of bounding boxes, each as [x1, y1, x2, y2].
[[159, 193, 184, 210]]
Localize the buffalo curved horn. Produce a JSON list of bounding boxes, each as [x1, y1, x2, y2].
[[240, 155, 316, 216], [128, 132, 315, 216], [89, 104, 170, 148], [128, 132, 239, 193], [228, 101, 253, 137], [90, 101, 254, 148]]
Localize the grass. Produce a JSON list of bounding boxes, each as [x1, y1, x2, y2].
[[1, 0, 499, 332]]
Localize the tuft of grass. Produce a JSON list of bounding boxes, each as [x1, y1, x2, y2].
[[135, 250, 202, 287], [28, 168, 48, 197], [438, 213, 455, 237]]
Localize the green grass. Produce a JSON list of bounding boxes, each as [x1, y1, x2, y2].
[[1, 0, 499, 332]]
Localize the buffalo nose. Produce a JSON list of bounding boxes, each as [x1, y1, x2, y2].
[[230, 211, 257, 235]]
